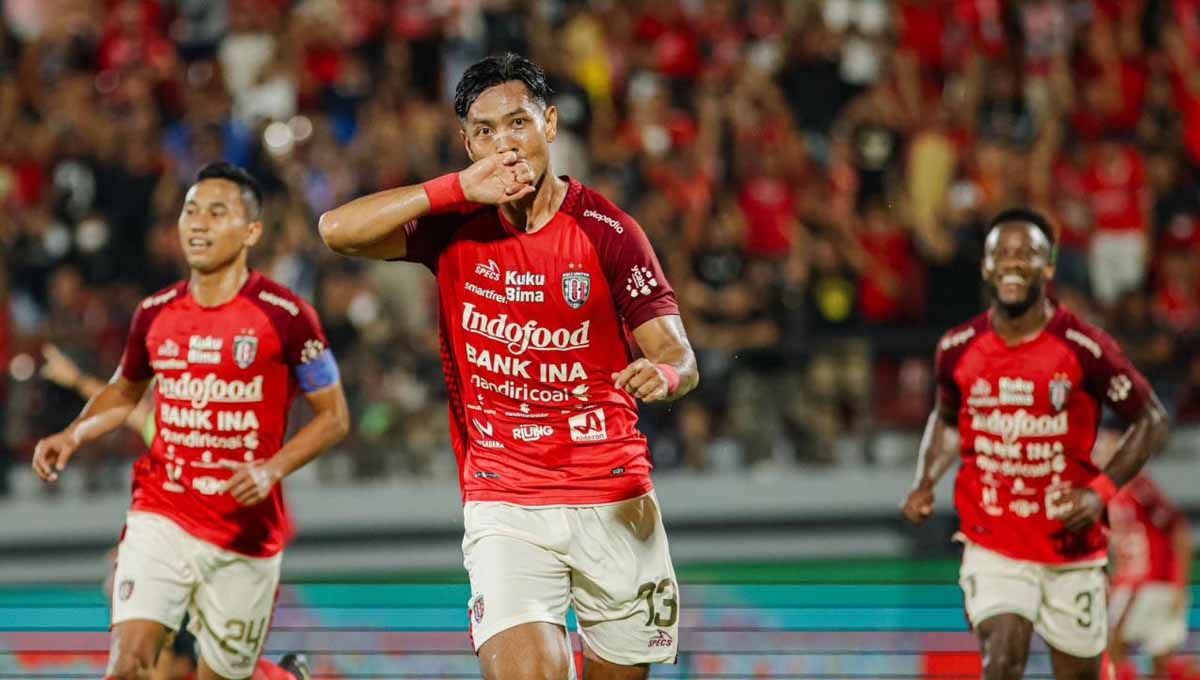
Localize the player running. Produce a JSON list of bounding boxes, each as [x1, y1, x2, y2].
[[319, 53, 698, 679], [33, 162, 348, 680], [900, 208, 1169, 680]]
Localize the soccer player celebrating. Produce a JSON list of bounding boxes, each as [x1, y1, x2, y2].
[[319, 53, 698, 679], [33, 162, 348, 680], [900, 208, 1169, 680]]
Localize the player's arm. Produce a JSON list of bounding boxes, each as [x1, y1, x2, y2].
[[226, 383, 350, 506], [901, 397, 960, 525], [615, 315, 699, 403], [1059, 333, 1169, 531], [41, 344, 152, 435], [32, 374, 150, 482], [319, 152, 535, 260]]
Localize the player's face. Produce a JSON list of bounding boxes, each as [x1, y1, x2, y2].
[[178, 179, 262, 274], [982, 222, 1054, 317], [461, 81, 557, 182]]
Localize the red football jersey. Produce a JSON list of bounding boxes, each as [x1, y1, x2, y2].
[[1110, 473, 1186, 588], [399, 178, 679, 505], [119, 272, 331, 557], [937, 306, 1153, 564]]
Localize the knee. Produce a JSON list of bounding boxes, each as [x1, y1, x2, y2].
[[106, 649, 157, 680], [981, 640, 1025, 679]]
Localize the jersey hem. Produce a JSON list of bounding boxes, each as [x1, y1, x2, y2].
[[463, 480, 654, 507], [955, 531, 1108, 567], [127, 506, 285, 559]]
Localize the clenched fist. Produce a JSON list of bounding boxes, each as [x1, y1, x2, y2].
[[459, 151, 536, 205], [613, 359, 673, 403], [901, 484, 936, 525]]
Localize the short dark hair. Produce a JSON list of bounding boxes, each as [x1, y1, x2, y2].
[[454, 53, 552, 120], [988, 207, 1055, 246], [195, 162, 263, 220]]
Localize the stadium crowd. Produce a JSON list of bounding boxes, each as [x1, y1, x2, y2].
[[3, 0, 1200, 494]]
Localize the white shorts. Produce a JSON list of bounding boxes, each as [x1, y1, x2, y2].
[[959, 541, 1107, 658], [1110, 583, 1189, 657], [111, 512, 282, 679], [462, 492, 679, 666]]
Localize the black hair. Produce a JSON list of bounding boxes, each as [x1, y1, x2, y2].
[[454, 53, 552, 121], [195, 162, 263, 220], [987, 207, 1055, 245]]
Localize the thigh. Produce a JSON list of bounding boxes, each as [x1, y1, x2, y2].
[[959, 542, 1041, 628], [1035, 565, 1107, 661], [477, 621, 573, 680], [463, 503, 572, 653], [187, 547, 282, 680], [1048, 645, 1101, 680], [112, 513, 195, 630], [568, 493, 679, 667]]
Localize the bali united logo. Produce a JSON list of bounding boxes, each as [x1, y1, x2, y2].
[[118, 579, 134, 602], [562, 272, 591, 310], [472, 595, 485, 624], [1049, 373, 1072, 412], [233, 335, 258, 369]]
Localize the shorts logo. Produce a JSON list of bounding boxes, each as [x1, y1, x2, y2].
[[1049, 373, 1072, 412], [233, 335, 258, 369], [473, 595, 485, 624], [562, 272, 591, 309], [648, 630, 673, 648], [118, 579, 134, 601]]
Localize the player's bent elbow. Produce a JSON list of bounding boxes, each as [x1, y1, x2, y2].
[[317, 211, 353, 254]]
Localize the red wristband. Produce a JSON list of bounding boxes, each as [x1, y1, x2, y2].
[[1087, 474, 1119, 504], [422, 173, 466, 214], [656, 363, 680, 395]]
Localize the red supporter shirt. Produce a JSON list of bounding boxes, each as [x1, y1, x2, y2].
[[399, 178, 679, 506], [1082, 146, 1148, 234], [119, 272, 332, 557], [1110, 474, 1187, 588], [936, 306, 1153, 564]]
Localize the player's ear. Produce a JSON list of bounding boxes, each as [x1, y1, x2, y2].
[[460, 127, 476, 163], [244, 220, 263, 248], [543, 104, 557, 144]]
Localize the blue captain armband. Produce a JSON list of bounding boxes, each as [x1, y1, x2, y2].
[[296, 349, 341, 393]]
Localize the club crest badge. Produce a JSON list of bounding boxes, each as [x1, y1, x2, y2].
[[562, 272, 591, 310], [233, 335, 258, 369], [1049, 373, 1072, 412]]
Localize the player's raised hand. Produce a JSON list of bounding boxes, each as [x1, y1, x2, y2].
[[612, 359, 671, 403], [227, 461, 282, 506], [459, 151, 536, 205], [1056, 487, 1105, 532], [40, 344, 82, 390], [901, 485, 935, 525], [32, 430, 80, 482]]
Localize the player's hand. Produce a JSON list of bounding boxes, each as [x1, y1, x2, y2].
[[227, 461, 283, 506], [40, 343, 81, 390], [612, 359, 671, 402], [901, 484, 936, 525], [459, 151, 536, 205], [32, 430, 80, 482], [1057, 488, 1105, 532]]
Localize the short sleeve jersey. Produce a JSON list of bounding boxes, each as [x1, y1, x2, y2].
[[118, 272, 333, 557], [399, 178, 679, 505], [936, 306, 1153, 564]]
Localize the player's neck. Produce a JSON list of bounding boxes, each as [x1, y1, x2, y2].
[[189, 261, 250, 308], [990, 297, 1055, 345], [499, 174, 568, 234]]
